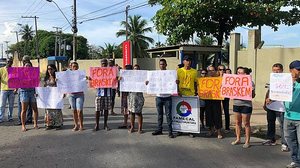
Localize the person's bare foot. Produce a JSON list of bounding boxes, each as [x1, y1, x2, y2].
[[79, 127, 84, 131], [72, 126, 79, 131], [34, 125, 39, 129], [128, 128, 134, 133], [21, 127, 27, 132]]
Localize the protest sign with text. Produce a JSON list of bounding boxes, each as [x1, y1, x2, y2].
[[172, 96, 200, 133], [8, 67, 40, 88], [56, 70, 87, 93], [89, 67, 118, 88], [119, 70, 147, 92], [36, 87, 64, 109], [198, 77, 223, 100], [147, 70, 177, 94], [269, 73, 293, 102], [221, 74, 252, 100]]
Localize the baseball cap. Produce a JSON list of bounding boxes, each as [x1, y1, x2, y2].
[[289, 60, 300, 70], [183, 55, 192, 61]]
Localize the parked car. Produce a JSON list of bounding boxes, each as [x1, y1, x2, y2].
[[0, 58, 6, 68]]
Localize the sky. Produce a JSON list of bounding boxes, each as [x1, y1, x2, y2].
[[0, 0, 300, 56]]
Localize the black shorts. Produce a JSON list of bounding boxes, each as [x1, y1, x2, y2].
[[233, 105, 252, 114]]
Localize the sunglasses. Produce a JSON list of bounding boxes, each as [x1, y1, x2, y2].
[[219, 69, 225, 71], [201, 73, 207, 75]]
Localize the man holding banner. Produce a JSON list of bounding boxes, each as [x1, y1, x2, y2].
[[150, 59, 175, 138], [0, 57, 16, 123]]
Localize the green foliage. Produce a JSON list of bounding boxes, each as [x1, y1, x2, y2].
[[9, 28, 89, 60], [150, 0, 300, 45], [100, 43, 122, 59], [116, 15, 154, 58]]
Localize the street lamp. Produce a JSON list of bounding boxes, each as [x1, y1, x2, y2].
[[46, 0, 77, 61]]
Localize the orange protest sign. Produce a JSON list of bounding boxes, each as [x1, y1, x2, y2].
[[89, 67, 118, 88], [220, 74, 252, 100], [198, 77, 224, 100]]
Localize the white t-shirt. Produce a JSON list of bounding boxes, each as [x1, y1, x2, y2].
[[266, 101, 285, 112]]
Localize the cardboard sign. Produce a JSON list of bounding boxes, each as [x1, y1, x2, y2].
[[89, 67, 118, 88], [269, 73, 293, 102], [198, 77, 223, 100], [172, 96, 200, 133], [8, 67, 40, 88], [221, 74, 252, 100], [119, 70, 147, 92], [56, 70, 87, 93], [147, 70, 177, 94], [36, 87, 64, 109]]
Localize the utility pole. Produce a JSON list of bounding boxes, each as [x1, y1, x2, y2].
[[3, 41, 9, 58], [11, 31, 19, 43], [72, 0, 78, 61], [1, 44, 3, 59], [62, 39, 66, 56], [125, 5, 130, 40], [22, 16, 40, 66], [53, 27, 62, 56]]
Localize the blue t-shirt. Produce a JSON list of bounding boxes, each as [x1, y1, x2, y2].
[[97, 88, 112, 97], [285, 81, 300, 120]]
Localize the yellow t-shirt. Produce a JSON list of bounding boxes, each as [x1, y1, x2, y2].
[[177, 67, 198, 96], [0, 67, 12, 91]]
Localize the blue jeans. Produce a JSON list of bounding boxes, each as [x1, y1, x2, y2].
[[68, 94, 84, 111], [156, 96, 172, 133], [17, 94, 32, 123], [0, 90, 15, 121], [277, 112, 287, 145], [284, 118, 300, 165]]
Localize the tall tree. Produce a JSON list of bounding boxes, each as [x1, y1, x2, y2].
[[19, 24, 34, 55], [150, 0, 300, 45], [116, 15, 154, 58], [100, 43, 122, 59]]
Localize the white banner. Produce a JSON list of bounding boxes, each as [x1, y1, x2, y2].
[[269, 73, 293, 102], [172, 96, 200, 133], [147, 70, 177, 94], [36, 87, 64, 109], [56, 70, 87, 93], [119, 70, 147, 92]]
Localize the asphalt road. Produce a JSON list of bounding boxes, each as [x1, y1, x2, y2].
[[0, 89, 290, 168]]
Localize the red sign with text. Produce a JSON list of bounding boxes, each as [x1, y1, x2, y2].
[[122, 40, 131, 68]]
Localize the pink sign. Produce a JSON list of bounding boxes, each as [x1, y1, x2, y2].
[[221, 74, 252, 100], [8, 67, 40, 88], [89, 67, 118, 88]]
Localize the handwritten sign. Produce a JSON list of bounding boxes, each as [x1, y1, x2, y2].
[[147, 70, 177, 94], [269, 73, 293, 102], [36, 87, 64, 109], [8, 67, 40, 88], [89, 67, 118, 88], [221, 74, 252, 100], [172, 96, 200, 133], [119, 70, 147, 92], [56, 70, 87, 93], [198, 77, 223, 100]]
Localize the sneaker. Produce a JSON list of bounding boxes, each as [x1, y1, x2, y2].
[[281, 144, 290, 152], [152, 130, 163, 136], [286, 162, 299, 168], [168, 133, 175, 138], [243, 143, 251, 148], [8, 118, 13, 122], [262, 140, 276, 146], [189, 133, 195, 138]]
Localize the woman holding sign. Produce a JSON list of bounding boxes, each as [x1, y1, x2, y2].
[[20, 62, 39, 132], [231, 67, 255, 148], [68, 62, 85, 131], [43, 64, 63, 130], [128, 64, 145, 134]]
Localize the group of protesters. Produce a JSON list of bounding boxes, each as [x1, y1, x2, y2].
[[1, 55, 300, 168]]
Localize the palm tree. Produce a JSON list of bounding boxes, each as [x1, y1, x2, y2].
[[116, 15, 154, 58], [19, 24, 34, 55], [100, 43, 122, 58]]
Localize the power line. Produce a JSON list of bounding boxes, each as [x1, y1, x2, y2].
[[79, 2, 149, 24], [78, 0, 128, 19]]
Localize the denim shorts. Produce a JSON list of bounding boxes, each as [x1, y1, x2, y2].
[[68, 93, 84, 111], [233, 105, 252, 114], [19, 90, 36, 103]]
